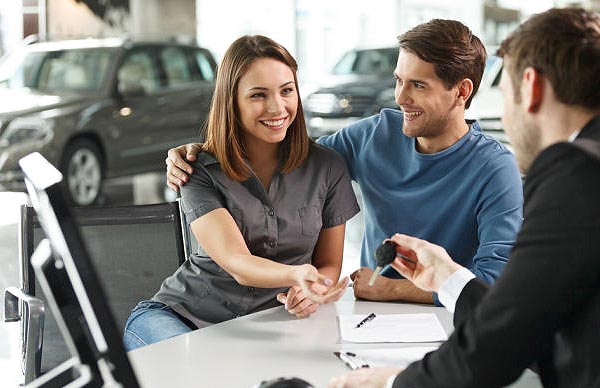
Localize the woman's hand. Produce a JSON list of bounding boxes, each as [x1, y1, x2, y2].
[[291, 264, 348, 305], [277, 285, 321, 318], [278, 276, 348, 318]]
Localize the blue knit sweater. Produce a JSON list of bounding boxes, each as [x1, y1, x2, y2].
[[318, 109, 523, 298]]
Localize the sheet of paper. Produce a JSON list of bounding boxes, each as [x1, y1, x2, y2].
[[338, 313, 448, 343], [337, 346, 439, 369]]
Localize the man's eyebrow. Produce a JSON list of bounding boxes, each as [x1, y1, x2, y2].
[[246, 81, 295, 92], [394, 73, 429, 85]]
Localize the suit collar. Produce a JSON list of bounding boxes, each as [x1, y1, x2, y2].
[[573, 114, 600, 162], [576, 114, 600, 141]]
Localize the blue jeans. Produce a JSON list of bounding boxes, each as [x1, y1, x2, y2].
[[123, 300, 196, 351]]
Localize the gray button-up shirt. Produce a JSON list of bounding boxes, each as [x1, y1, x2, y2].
[[153, 143, 360, 327]]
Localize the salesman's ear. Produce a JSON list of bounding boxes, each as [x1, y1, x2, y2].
[[521, 67, 544, 113]]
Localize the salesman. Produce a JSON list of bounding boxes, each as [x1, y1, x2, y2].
[[328, 7, 600, 388]]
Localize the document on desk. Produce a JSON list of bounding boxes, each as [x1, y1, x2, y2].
[[338, 313, 448, 343], [334, 346, 439, 370]]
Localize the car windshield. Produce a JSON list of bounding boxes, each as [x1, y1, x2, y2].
[[481, 54, 503, 88], [0, 46, 115, 94], [331, 48, 397, 76]]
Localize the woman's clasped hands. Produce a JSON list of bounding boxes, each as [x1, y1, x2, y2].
[[277, 264, 349, 318]]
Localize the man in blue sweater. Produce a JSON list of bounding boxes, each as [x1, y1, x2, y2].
[[165, 20, 523, 306]]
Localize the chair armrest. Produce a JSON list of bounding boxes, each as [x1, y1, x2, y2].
[[23, 357, 93, 388], [5, 287, 43, 322], [4, 286, 45, 383]]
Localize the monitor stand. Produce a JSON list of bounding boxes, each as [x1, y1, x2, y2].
[[24, 239, 123, 388]]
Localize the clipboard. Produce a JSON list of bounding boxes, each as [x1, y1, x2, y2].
[[333, 351, 370, 370]]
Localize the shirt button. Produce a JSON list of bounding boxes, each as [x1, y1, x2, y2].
[[268, 208, 275, 216], [248, 287, 254, 291], [268, 241, 276, 248]]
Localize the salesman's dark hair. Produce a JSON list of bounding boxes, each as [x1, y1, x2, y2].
[[398, 19, 486, 109], [498, 7, 600, 108]]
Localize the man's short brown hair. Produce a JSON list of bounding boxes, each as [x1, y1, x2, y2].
[[498, 7, 600, 108], [398, 19, 486, 109]]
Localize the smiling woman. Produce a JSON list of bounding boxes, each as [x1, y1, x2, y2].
[[236, 57, 299, 169], [123, 35, 360, 351]]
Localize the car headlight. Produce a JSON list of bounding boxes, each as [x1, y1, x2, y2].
[[375, 88, 396, 104], [305, 93, 345, 114], [0, 117, 54, 148]]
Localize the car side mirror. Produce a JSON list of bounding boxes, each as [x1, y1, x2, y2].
[[117, 79, 146, 97]]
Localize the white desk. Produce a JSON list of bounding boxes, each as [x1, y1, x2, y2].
[[127, 296, 449, 388], [127, 293, 542, 388]]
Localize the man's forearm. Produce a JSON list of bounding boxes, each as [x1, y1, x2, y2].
[[353, 269, 435, 304], [391, 279, 435, 304]]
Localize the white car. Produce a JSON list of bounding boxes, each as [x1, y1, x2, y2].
[[466, 54, 511, 150]]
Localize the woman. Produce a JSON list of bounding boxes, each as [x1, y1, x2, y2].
[[123, 35, 359, 350]]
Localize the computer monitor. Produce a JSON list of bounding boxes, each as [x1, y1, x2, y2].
[[19, 152, 140, 388]]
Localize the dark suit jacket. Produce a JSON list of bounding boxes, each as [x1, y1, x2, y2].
[[393, 115, 600, 388]]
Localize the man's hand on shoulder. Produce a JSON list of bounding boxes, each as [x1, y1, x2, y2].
[[165, 143, 202, 192]]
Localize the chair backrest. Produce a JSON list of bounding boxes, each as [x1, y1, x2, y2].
[[21, 201, 187, 374]]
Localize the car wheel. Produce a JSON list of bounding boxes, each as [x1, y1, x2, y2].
[[60, 139, 103, 206]]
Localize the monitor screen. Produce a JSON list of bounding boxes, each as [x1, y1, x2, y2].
[[19, 152, 140, 388]]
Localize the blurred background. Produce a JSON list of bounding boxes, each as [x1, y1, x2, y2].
[[1, 0, 599, 386], [1, 0, 599, 206]]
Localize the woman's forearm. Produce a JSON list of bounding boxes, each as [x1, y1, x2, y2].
[[224, 253, 306, 288]]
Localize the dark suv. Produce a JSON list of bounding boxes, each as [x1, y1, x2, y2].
[[0, 37, 216, 205], [304, 47, 398, 138]]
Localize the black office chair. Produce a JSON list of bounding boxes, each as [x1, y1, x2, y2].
[[4, 200, 189, 384]]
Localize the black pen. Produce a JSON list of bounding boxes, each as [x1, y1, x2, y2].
[[334, 352, 370, 370], [354, 312, 376, 329], [334, 351, 360, 370]]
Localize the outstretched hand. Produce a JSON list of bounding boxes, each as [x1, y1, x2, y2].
[[276, 283, 328, 318], [292, 264, 348, 306], [165, 142, 202, 191], [328, 366, 403, 388], [388, 234, 463, 293]]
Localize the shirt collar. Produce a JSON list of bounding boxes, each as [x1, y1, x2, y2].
[[568, 130, 581, 142]]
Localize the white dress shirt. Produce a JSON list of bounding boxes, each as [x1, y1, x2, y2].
[[385, 267, 475, 388]]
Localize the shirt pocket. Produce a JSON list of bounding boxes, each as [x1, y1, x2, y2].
[[298, 205, 322, 237]]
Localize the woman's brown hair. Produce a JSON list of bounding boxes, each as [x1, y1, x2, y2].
[[202, 35, 310, 181]]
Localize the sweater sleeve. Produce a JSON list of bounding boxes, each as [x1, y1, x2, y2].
[[468, 151, 523, 285]]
